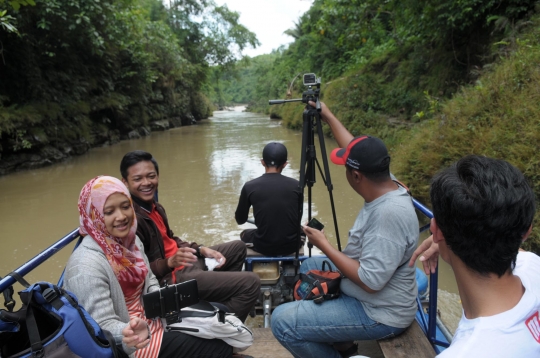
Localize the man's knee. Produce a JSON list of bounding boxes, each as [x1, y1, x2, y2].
[[230, 239, 247, 259], [244, 272, 261, 296], [271, 303, 295, 338]]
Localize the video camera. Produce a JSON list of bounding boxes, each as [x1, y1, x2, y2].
[[269, 73, 321, 106], [143, 279, 199, 324]]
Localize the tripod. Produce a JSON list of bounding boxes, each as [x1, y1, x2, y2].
[[268, 97, 341, 260], [297, 99, 342, 257], [269, 75, 342, 276]]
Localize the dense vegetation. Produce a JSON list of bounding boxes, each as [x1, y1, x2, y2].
[[221, 0, 540, 253], [0, 0, 257, 173]]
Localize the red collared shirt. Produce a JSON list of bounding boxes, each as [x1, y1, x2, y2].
[[148, 204, 183, 282]]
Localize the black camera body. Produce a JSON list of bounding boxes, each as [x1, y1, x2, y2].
[[307, 217, 324, 231], [143, 279, 199, 324], [301, 87, 319, 104]]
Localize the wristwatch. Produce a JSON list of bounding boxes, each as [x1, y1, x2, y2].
[[196, 245, 204, 258]]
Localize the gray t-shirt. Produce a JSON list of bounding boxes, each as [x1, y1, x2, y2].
[[340, 185, 419, 328]]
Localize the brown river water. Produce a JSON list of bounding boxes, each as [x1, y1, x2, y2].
[[0, 107, 459, 318]]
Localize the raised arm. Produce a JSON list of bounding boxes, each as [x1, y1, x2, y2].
[[308, 101, 353, 148]]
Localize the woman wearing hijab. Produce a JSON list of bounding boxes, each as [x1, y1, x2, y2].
[[64, 176, 233, 358]]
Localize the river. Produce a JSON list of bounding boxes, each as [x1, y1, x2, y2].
[[0, 107, 459, 321]]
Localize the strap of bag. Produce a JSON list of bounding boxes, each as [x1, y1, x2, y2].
[[26, 305, 45, 357], [20, 290, 44, 357], [392, 179, 411, 195], [0, 275, 15, 312], [103, 329, 129, 358], [321, 260, 333, 272], [8, 271, 31, 288], [179, 310, 217, 319]]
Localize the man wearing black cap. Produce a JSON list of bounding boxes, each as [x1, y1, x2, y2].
[[272, 103, 419, 357], [235, 142, 302, 256]]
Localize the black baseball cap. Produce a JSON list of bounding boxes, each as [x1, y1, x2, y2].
[[263, 142, 287, 167], [330, 136, 390, 172]]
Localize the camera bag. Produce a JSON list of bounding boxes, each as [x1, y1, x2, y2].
[[0, 281, 123, 358], [294, 260, 342, 303], [167, 301, 253, 352]]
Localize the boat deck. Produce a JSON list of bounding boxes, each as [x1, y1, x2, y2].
[[243, 319, 440, 358], [241, 328, 385, 358]]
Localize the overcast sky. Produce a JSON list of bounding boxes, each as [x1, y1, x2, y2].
[[213, 0, 313, 57]]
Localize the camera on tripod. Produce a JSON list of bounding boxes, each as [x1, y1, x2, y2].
[[267, 72, 343, 257], [269, 73, 321, 106]]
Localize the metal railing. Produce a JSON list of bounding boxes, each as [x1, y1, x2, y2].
[[0, 229, 81, 293], [411, 198, 450, 351]]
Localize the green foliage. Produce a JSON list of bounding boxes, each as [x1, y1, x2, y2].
[[0, 0, 36, 33], [224, 0, 537, 121], [206, 54, 280, 107], [392, 18, 540, 253], [0, 0, 258, 155]]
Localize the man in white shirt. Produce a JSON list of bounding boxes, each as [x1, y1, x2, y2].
[[410, 155, 540, 357]]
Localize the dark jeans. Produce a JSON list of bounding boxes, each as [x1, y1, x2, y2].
[[159, 330, 232, 358], [175, 240, 260, 322]]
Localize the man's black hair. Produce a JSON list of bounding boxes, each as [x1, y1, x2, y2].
[[120, 150, 159, 179], [430, 155, 535, 277], [346, 165, 390, 183]]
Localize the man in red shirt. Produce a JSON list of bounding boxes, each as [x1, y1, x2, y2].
[[120, 150, 260, 322]]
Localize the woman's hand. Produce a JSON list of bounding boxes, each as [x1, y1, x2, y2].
[[122, 317, 150, 350], [167, 247, 198, 269], [200, 247, 226, 268], [408, 235, 440, 275]]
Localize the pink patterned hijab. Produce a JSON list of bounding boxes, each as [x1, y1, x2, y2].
[[78, 176, 148, 298]]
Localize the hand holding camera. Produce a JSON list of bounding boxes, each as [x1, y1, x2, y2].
[[306, 217, 325, 231], [303, 218, 329, 250]]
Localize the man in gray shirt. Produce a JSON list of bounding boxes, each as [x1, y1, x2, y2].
[[271, 101, 419, 358]]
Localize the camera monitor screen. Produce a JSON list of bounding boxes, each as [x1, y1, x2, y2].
[[143, 279, 199, 319]]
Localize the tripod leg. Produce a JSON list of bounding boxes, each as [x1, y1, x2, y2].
[[294, 109, 312, 270], [315, 113, 342, 251], [298, 110, 311, 190]]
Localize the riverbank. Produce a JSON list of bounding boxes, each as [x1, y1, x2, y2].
[[0, 115, 198, 176]]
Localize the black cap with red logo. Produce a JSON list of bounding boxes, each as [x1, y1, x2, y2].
[[330, 136, 390, 172]]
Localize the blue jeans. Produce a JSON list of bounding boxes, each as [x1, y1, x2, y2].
[[271, 257, 405, 358]]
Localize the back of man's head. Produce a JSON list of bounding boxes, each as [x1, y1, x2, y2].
[[263, 142, 287, 168], [120, 150, 159, 179], [430, 155, 535, 277]]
